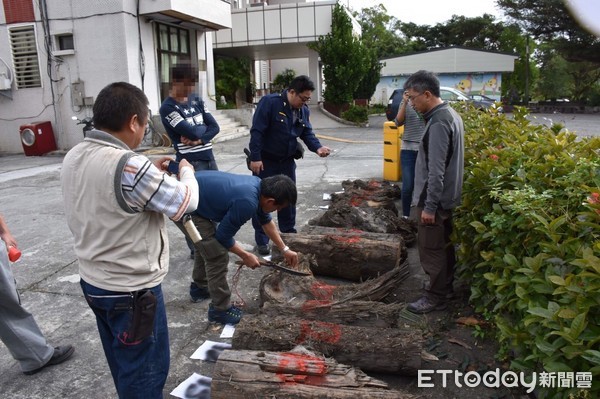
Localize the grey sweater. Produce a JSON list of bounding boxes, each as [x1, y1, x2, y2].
[[412, 102, 464, 213]]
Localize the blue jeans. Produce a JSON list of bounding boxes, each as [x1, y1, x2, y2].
[[80, 279, 169, 399], [252, 157, 297, 246], [400, 149, 418, 217]]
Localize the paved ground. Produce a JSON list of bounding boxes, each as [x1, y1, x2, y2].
[[0, 109, 597, 398]]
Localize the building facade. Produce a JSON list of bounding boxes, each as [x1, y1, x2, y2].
[[375, 47, 518, 105], [0, 0, 231, 153]]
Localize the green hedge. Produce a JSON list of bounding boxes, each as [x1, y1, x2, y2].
[[454, 105, 600, 398], [341, 105, 368, 124]]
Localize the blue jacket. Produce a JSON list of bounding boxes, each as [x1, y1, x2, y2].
[[193, 171, 271, 248], [159, 96, 220, 162], [249, 91, 322, 162]]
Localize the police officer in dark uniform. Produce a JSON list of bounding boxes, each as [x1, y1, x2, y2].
[[248, 75, 331, 255]]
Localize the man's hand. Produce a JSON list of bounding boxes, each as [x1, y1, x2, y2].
[[421, 210, 436, 225], [155, 156, 175, 172], [317, 146, 331, 157], [283, 249, 299, 267], [250, 160, 264, 175], [181, 136, 202, 146], [240, 251, 261, 269]]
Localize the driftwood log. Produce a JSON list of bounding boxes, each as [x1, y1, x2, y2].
[[300, 225, 405, 244], [260, 300, 405, 328], [279, 232, 402, 281], [232, 315, 423, 375], [211, 347, 416, 399], [259, 255, 410, 307]]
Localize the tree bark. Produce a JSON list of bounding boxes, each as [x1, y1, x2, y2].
[[279, 232, 402, 281], [232, 315, 422, 375], [259, 257, 410, 307], [211, 347, 417, 398], [260, 301, 405, 328], [299, 225, 406, 245]]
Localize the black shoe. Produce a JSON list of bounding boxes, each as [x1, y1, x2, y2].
[[256, 245, 270, 256], [23, 345, 75, 375], [190, 282, 210, 303]]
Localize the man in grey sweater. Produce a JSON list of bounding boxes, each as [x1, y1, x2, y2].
[[403, 70, 465, 314]]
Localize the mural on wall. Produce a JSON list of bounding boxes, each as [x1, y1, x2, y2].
[[374, 72, 502, 104]]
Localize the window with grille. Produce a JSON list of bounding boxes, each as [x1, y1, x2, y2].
[[156, 23, 191, 101], [8, 25, 41, 89]]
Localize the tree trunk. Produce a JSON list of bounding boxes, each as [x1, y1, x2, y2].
[[299, 225, 405, 245], [279, 232, 402, 281], [259, 257, 410, 307], [260, 301, 405, 328], [232, 315, 422, 375], [211, 347, 417, 398]]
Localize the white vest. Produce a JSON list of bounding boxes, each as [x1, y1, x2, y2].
[[61, 132, 169, 291]]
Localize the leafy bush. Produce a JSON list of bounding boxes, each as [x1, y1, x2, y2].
[[341, 105, 368, 124], [454, 106, 600, 399], [368, 104, 386, 115]]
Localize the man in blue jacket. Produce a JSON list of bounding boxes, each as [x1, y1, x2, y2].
[[174, 172, 299, 324], [248, 75, 331, 255]]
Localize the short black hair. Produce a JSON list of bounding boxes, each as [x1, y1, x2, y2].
[[171, 63, 198, 83], [404, 70, 440, 98], [260, 175, 297, 206], [93, 82, 149, 132], [288, 75, 315, 93]]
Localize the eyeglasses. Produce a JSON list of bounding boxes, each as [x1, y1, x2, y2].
[[407, 92, 424, 102], [297, 93, 311, 103]]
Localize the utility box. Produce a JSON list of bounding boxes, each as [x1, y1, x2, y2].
[[383, 121, 403, 181], [19, 121, 57, 156]]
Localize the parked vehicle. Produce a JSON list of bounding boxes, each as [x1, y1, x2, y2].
[[71, 115, 93, 137], [385, 86, 502, 121]]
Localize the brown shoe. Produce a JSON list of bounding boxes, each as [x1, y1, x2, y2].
[[23, 345, 75, 375]]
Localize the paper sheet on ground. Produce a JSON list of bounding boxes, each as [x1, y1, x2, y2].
[[190, 340, 231, 362], [170, 373, 212, 399]]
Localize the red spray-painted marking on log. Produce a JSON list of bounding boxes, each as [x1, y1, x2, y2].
[[296, 320, 342, 345], [330, 235, 361, 244], [275, 352, 328, 385], [301, 282, 336, 311]]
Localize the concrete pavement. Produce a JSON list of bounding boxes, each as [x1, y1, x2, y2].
[[0, 108, 598, 398], [0, 109, 397, 398]]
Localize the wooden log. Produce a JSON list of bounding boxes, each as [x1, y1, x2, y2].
[[279, 232, 402, 281], [260, 300, 405, 328], [299, 225, 405, 244], [232, 315, 423, 375], [259, 255, 410, 307], [211, 347, 416, 398], [307, 205, 416, 246]]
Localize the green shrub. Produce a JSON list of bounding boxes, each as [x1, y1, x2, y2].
[[341, 105, 368, 124], [369, 104, 386, 115], [454, 106, 600, 398]]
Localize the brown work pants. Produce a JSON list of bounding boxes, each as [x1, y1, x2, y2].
[[175, 214, 231, 311], [411, 206, 456, 299]]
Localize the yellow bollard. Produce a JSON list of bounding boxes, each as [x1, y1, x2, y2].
[[383, 121, 403, 181]]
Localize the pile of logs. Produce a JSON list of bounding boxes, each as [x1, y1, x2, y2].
[[211, 180, 422, 398]]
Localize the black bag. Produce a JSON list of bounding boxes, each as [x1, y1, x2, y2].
[[294, 141, 305, 160], [128, 289, 157, 343]]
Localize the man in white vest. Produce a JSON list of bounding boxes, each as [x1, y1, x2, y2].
[[61, 82, 199, 399]]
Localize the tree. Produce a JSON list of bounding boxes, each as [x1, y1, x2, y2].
[[214, 56, 252, 105], [309, 4, 369, 105], [353, 4, 408, 58], [271, 68, 296, 92], [497, 0, 600, 64]]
